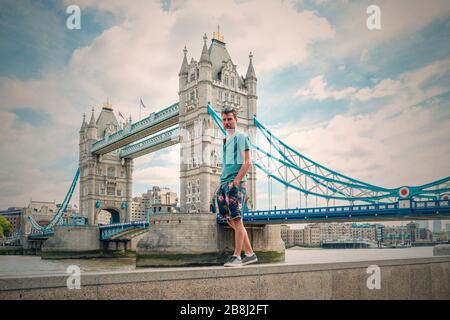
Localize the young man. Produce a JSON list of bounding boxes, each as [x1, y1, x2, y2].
[[216, 106, 258, 267]]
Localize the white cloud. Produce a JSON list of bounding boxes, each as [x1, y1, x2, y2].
[[297, 58, 450, 102], [276, 61, 450, 190], [133, 166, 179, 186], [296, 75, 357, 100]]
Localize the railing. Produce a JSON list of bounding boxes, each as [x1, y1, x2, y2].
[[91, 102, 179, 152], [216, 200, 450, 224], [99, 221, 149, 240], [120, 127, 179, 158]]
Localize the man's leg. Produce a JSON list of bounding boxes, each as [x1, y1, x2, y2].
[[232, 217, 246, 257], [228, 219, 253, 256]]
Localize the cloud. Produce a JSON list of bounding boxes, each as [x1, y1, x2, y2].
[[297, 58, 450, 102], [274, 59, 450, 190], [296, 75, 358, 100], [133, 166, 179, 186]]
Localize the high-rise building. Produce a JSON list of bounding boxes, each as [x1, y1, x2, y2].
[[131, 186, 179, 221]]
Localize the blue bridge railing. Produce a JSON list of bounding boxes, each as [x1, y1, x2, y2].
[[217, 200, 450, 224], [99, 221, 149, 240]]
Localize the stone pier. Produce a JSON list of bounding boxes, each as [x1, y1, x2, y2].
[[136, 213, 285, 267]]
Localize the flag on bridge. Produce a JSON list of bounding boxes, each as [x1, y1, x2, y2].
[[140, 98, 147, 109], [118, 111, 125, 120]]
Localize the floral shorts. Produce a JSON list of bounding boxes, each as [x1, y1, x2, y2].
[[216, 181, 247, 221]]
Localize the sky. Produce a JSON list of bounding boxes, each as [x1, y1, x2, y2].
[[0, 0, 449, 228]]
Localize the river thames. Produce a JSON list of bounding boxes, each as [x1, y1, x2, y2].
[[0, 246, 436, 278]]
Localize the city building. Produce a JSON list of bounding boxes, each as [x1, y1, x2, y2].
[[0, 207, 24, 234], [433, 220, 442, 233], [281, 225, 304, 247], [131, 186, 179, 221], [384, 226, 411, 244]]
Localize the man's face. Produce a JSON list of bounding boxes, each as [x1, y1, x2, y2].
[[222, 112, 237, 130]]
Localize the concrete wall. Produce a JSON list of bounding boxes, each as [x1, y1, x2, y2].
[[1, 256, 449, 299], [41, 226, 101, 259]]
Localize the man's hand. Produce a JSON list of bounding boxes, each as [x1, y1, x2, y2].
[[232, 178, 240, 188]]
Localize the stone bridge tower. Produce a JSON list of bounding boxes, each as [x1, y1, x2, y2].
[[78, 101, 133, 225], [137, 31, 284, 267], [178, 30, 257, 214]]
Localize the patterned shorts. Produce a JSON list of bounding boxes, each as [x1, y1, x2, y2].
[[216, 181, 247, 221]]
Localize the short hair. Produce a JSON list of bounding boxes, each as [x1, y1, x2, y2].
[[221, 106, 238, 120]]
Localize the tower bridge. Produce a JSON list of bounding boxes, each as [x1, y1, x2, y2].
[[13, 30, 450, 264]]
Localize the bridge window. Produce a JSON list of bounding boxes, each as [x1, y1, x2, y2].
[[225, 92, 228, 102], [224, 75, 228, 86], [107, 167, 115, 177], [99, 184, 105, 195], [231, 94, 235, 103], [117, 189, 122, 196], [231, 78, 235, 88], [190, 91, 195, 103], [237, 96, 240, 105], [190, 73, 196, 82], [107, 185, 115, 196], [97, 168, 102, 175], [218, 90, 223, 101]]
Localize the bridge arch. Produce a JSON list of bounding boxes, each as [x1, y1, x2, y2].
[[95, 207, 123, 225]]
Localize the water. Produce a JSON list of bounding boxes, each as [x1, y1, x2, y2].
[[0, 246, 436, 278]]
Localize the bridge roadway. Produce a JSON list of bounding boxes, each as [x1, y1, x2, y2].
[[217, 199, 450, 224], [91, 102, 179, 155]]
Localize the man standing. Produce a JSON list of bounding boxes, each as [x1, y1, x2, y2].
[[216, 106, 258, 267]]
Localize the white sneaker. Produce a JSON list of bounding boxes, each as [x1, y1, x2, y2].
[[224, 255, 242, 267], [242, 253, 258, 266]]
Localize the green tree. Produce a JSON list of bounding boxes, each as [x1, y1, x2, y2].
[[0, 216, 11, 238]]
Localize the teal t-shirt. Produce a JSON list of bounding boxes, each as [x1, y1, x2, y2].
[[220, 131, 251, 184]]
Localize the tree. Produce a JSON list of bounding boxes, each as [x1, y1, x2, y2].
[[0, 216, 11, 238]]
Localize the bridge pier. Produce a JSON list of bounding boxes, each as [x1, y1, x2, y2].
[[136, 213, 285, 267], [41, 226, 101, 259]]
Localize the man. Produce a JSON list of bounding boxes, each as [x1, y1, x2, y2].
[[216, 106, 258, 267]]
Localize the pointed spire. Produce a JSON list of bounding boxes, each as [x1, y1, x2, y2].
[[88, 107, 96, 127], [179, 46, 189, 75], [246, 52, 257, 80], [200, 33, 211, 63], [80, 112, 87, 132]]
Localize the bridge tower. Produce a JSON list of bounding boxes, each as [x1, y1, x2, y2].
[[178, 31, 257, 213], [137, 31, 284, 266], [78, 102, 133, 225]]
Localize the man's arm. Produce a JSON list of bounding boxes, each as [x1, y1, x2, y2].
[[233, 149, 251, 187]]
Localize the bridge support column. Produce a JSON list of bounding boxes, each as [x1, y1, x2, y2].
[[41, 226, 101, 259], [136, 213, 285, 267]]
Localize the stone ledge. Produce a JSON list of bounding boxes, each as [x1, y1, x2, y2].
[[1, 256, 449, 291], [434, 244, 450, 256]]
